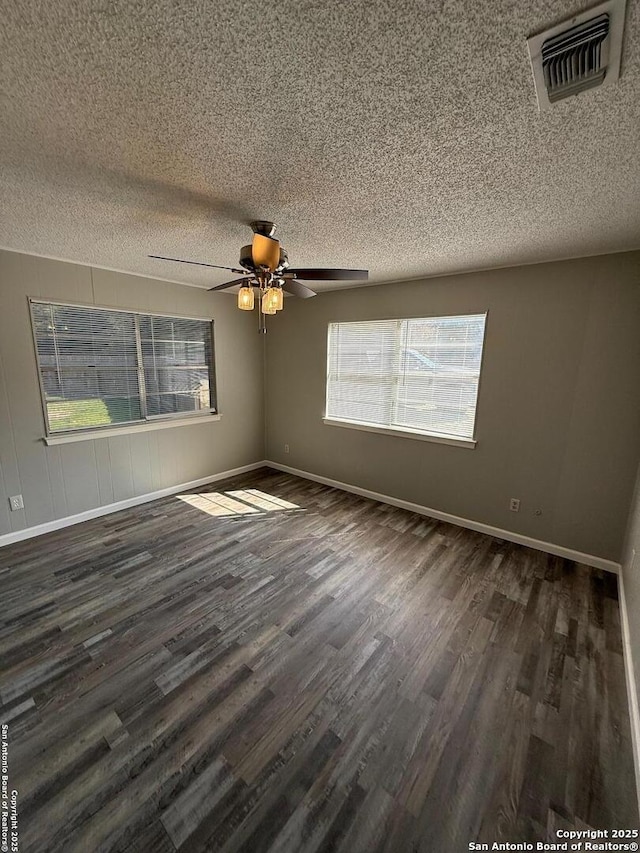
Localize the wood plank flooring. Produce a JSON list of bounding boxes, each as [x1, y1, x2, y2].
[[0, 468, 637, 851]]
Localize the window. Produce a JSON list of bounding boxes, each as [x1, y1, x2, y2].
[[325, 314, 486, 442], [30, 300, 216, 435]]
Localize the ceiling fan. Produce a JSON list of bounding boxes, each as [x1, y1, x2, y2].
[[149, 221, 368, 331]]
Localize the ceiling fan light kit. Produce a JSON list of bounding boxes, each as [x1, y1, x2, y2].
[[149, 221, 368, 333], [266, 286, 284, 312], [261, 289, 278, 315], [237, 285, 255, 311]]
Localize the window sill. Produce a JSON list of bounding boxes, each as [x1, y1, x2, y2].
[[43, 414, 221, 446], [322, 418, 476, 449]]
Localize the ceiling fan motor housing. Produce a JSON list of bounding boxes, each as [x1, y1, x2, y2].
[[239, 244, 289, 274]]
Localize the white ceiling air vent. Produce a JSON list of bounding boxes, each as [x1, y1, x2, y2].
[[527, 0, 626, 110]]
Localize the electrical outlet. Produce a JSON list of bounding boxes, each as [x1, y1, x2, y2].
[[9, 494, 24, 511], [284, 444, 290, 454], [509, 498, 520, 512]]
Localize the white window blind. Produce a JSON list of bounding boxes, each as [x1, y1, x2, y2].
[[31, 301, 215, 435], [139, 315, 213, 418], [326, 314, 486, 440]]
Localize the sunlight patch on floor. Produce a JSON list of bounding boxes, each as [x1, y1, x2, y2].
[[226, 489, 300, 511], [177, 488, 302, 518]]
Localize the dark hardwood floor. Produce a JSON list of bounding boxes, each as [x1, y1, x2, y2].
[[1, 468, 637, 852]]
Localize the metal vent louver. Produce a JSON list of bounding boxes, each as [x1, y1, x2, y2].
[[542, 14, 609, 101], [527, 0, 626, 110]]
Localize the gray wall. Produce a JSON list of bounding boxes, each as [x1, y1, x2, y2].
[[265, 251, 640, 562], [622, 463, 640, 718], [3, 248, 640, 563], [0, 250, 264, 536]]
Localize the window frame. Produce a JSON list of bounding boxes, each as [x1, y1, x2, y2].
[[324, 312, 487, 448], [29, 297, 218, 439]]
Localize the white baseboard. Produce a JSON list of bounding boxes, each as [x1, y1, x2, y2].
[[618, 570, 640, 817], [0, 461, 267, 547], [265, 461, 621, 574], [2, 457, 622, 576], [3, 458, 621, 575]]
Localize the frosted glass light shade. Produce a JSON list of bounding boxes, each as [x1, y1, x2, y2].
[[237, 286, 254, 310], [261, 291, 277, 315], [263, 286, 283, 313], [271, 286, 284, 311]]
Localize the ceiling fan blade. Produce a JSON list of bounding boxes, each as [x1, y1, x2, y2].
[[287, 268, 369, 281], [149, 254, 246, 274], [251, 234, 280, 272], [281, 278, 317, 299], [208, 277, 252, 292]]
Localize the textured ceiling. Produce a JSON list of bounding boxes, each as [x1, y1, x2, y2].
[[1, 0, 639, 292]]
